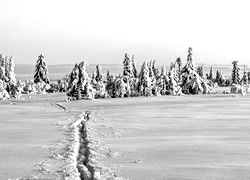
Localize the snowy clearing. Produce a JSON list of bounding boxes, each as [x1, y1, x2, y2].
[[1, 93, 250, 179], [63, 94, 250, 180]]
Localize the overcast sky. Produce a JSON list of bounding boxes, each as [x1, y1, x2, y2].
[[0, 0, 249, 66]]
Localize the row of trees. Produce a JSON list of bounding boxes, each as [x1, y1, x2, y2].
[[66, 48, 212, 100], [0, 54, 51, 99], [1, 49, 249, 100], [196, 61, 249, 87]]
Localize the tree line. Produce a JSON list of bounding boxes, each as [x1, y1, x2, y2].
[[0, 48, 249, 100]]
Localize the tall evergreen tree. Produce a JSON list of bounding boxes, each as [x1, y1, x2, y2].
[[208, 66, 213, 80], [7, 56, 16, 86], [158, 65, 170, 95], [138, 62, 151, 96], [241, 65, 248, 85], [4, 56, 8, 78], [93, 65, 107, 98], [248, 72, 250, 84], [175, 57, 182, 82], [215, 70, 226, 86], [95, 65, 103, 82], [67, 61, 94, 100], [106, 69, 110, 78], [148, 60, 155, 78], [181, 47, 211, 94], [231, 61, 240, 85], [152, 60, 160, 79], [34, 54, 49, 84], [197, 65, 204, 78], [0, 54, 6, 80], [123, 53, 134, 77], [175, 57, 182, 72], [185, 47, 195, 70], [131, 55, 138, 78]]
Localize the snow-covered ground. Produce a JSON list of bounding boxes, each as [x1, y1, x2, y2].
[[0, 94, 81, 179], [63, 94, 250, 180], [2, 93, 250, 179]]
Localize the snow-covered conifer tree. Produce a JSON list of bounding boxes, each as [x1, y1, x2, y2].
[[181, 48, 211, 94], [7, 56, 16, 86], [95, 65, 103, 82], [34, 54, 49, 84], [152, 60, 160, 79], [197, 65, 204, 78], [231, 61, 240, 85], [208, 66, 213, 81], [131, 55, 138, 78], [215, 70, 226, 86], [241, 65, 248, 85], [106, 69, 110, 79], [138, 62, 152, 96], [158, 65, 170, 95], [175, 57, 182, 83], [0, 54, 6, 81], [67, 61, 95, 100], [123, 53, 134, 78], [93, 65, 108, 98]]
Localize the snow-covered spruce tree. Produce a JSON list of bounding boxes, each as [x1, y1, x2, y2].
[[120, 54, 138, 97], [7, 56, 16, 86], [67, 61, 95, 100], [0, 54, 5, 80], [168, 69, 182, 96], [123, 53, 134, 78], [207, 66, 213, 81], [215, 70, 226, 86], [148, 60, 157, 95], [197, 65, 204, 78], [174, 57, 182, 83], [157, 65, 169, 95], [106, 69, 110, 81], [230, 61, 244, 94], [114, 75, 131, 98], [170, 59, 182, 85], [3, 56, 21, 98], [137, 61, 152, 96], [115, 53, 136, 97], [247, 72, 250, 84], [184, 47, 195, 71], [181, 47, 211, 94], [152, 60, 160, 80], [92, 65, 108, 98], [95, 65, 103, 82], [129, 55, 140, 96], [4, 56, 9, 79], [167, 60, 183, 95], [131, 55, 138, 78], [106, 70, 116, 98], [0, 55, 10, 99], [231, 61, 240, 85], [0, 79, 10, 100], [241, 65, 248, 85], [148, 60, 155, 79], [9, 80, 23, 99], [34, 54, 49, 84]]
